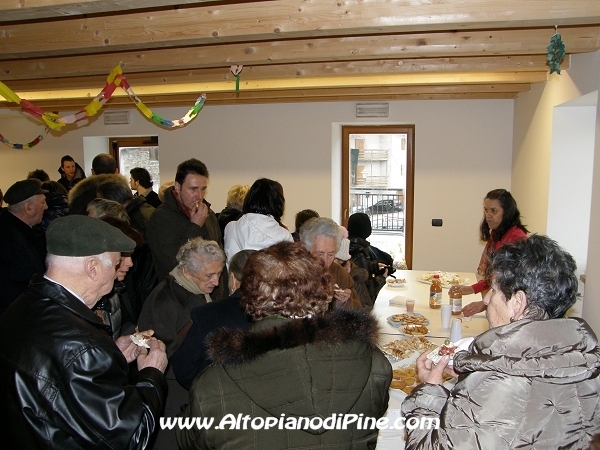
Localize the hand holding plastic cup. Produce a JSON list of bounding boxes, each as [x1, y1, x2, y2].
[[441, 304, 452, 329], [406, 299, 415, 313]]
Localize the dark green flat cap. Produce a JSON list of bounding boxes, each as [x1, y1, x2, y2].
[[47, 215, 135, 256], [4, 179, 48, 205]]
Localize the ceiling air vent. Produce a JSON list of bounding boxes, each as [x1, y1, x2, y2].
[[356, 102, 389, 118], [104, 111, 130, 125]]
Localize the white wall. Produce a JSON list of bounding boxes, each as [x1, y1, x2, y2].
[[514, 50, 600, 334], [583, 87, 600, 335], [0, 98, 513, 273], [547, 98, 596, 276]]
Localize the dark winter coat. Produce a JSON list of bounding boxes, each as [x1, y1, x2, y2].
[[123, 243, 158, 326], [57, 162, 86, 192], [93, 281, 126, 340], [171, 290, 252, 390], [402, 317, 600, 449], [142, 189, 162, 208], [145, 187, 227, 300], [125, 195, 155, 236], [39, 192, 69, 232], [0, 208, 46, 314], [349, 236, 394, 302], [137, 275, 210, 356], [177, 308, 392, 449], [0, 275, 166, 449]]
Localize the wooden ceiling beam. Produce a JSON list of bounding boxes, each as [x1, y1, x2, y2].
[[2, 56, 560, 93], [0, 0, 234, 23], [0, 82, 529, 110], [7, 71, 548, 102], [0, 26, 593, 81], [2, 0, 600, 59]]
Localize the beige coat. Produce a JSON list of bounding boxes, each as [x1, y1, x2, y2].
[[402, 317, 600, 449]]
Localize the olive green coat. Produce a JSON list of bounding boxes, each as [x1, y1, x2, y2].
[[177, 309, 392, 449]]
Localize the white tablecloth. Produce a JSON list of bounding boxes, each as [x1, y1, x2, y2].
[[374, 270, 489, 450]]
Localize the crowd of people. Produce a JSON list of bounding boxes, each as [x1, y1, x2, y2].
[[0, 154, 598, 449]]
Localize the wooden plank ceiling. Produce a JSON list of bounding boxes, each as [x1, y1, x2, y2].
[[1, 0, 600, 108]]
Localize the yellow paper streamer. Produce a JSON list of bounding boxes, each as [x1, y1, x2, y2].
[[85, 99, 103, 117], [0, 81, 22, 104], [137, 101, 153, 119], [41, 114, 66, 130], [107, 64, 123, 84]]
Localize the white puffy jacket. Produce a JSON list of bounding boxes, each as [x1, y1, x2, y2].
[[224, 213, 293, 262]]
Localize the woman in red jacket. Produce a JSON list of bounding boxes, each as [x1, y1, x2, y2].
[[451, 188, 528, 317]]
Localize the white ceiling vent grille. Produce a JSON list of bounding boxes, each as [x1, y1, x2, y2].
[[104, 111, 130, 125], [356, 102, 389, 118]]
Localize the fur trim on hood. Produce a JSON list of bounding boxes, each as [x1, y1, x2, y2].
[[68, 173, 127, 215], [206, 308, 380, 366]]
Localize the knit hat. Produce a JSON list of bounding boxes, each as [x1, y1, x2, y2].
[[347, 213, 372, 239], [335, 237, 351, 261], [4, 179, 48, 205], [47, 215, 135, 256]]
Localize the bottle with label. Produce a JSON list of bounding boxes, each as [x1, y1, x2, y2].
[[450, 283, 462, 315], [429, 274, 442, 309]]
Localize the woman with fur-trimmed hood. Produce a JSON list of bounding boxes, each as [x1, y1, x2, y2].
[[177, 241, 392, 450]]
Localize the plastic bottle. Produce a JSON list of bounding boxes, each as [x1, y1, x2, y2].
[[450, 283, 462, 315], [429, 274, 442, 309]]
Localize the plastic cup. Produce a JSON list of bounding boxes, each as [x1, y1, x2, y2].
[[450, 318, 463, 342], [406, 299, 415, 313], [441, 304, 452, 330]]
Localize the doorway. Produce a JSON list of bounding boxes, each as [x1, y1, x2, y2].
[[109, 136, 160, 193], [342, 125, 414, 268]]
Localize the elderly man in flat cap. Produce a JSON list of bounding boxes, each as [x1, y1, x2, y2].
[[0, 178, 48, 314], [0, 215, 168, 449]]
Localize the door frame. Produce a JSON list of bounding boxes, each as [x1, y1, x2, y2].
[[341, 125, 415, 268]]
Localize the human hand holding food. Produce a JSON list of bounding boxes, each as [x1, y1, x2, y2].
[[333, 284, 350, 304], [137, 338, 168, 373], [190, 200, 209, 226], [116, 329, 154, 363], [416, 350, 450, 385]]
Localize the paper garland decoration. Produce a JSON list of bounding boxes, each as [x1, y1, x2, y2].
[[231, 65, 243, 95], [0, 127, 50, 149], [0, 64, 207, 149], [547, 27, 566, 75]]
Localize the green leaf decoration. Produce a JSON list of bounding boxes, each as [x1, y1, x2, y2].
[[547, 33, 566, 75]]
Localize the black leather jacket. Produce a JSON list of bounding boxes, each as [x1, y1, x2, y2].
[[0, 275, 167, 449]]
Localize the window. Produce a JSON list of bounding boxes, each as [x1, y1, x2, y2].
[[342, 126, 414, 268], [109, 136, 160, 192]]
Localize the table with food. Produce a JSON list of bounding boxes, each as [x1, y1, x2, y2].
[[373, 270, 489, 450]]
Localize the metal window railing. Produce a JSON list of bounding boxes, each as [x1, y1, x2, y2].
[[350, 192, 404, 233]]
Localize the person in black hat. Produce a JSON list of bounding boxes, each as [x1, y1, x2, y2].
[[0, 178, 49, 314], [347, 212, 395, 303], [0, 215, 168, 449]]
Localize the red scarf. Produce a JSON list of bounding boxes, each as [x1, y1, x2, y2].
[[172, 189, 192, 219]]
